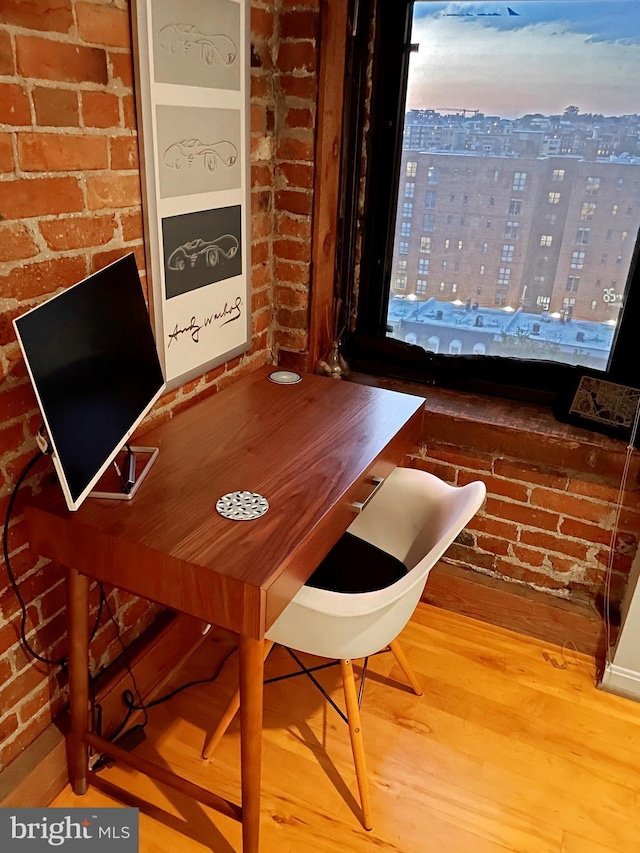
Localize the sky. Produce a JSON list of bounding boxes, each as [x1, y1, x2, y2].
[[407, 1, 640, 118]]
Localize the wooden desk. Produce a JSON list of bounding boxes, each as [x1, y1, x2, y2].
[[25, 366, 424, 852]]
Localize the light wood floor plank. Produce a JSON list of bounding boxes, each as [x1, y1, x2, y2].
[[50, 604, 640, 852]]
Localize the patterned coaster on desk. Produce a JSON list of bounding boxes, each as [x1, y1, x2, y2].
[[216, 491, 269, 521]]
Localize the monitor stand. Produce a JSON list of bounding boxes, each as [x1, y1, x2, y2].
[[89, 446, 159, 502]]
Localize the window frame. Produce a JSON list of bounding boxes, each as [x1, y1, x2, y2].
[[342, 0, 640, 401]]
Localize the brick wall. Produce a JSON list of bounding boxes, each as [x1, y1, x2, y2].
[[0, 0, 320, 770]]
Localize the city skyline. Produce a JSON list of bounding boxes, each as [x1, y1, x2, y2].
[[407, 1, 640, 119]]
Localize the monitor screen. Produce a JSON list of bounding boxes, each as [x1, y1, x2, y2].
[[14, 253, 166, 511]]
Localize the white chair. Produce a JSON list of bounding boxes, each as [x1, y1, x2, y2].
[[203, 467, 486, 830]]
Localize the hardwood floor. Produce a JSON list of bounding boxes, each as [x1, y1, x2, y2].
[[52, 604, 640, 852]]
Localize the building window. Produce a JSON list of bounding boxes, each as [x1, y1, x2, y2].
[[444, 238, 450, 249], [457, 240, 463, 250], [420, 236, 431, 253], [537, 296, 551, 310], [495, 290, 507, 306], [548, 192, 561, 204], [441, 260, 448, 271], [425, 191, 437, 209], [479, 264, 485, 275], [400, 221, 411, 237], [416, 278, 428, 295], [591, 300, 598, 311], [540, 235, 553, 247], [402, 202, 413, 217], [580, 202, 596, 220], [501, 244, 515, 262], [439, 281, 445, 292], [449, 339, 462, 354], [405, 161, 417, 177], [566, 276, 580, 292], [463, 194, 468, 204], [452, 283, 458, 293], [497, 267, 511, 285], [508, 199, 522, 215], [562, 297, 576, 312], [611, 204, 618, 216], [404, 181, 415, 198], [570, 251, 586, 269], [418, 259, 430, 275], [395, 276, 407, 291], [552, 169, 565, 182], [586, 176, 601, 194], [423, 213, 434, 232], [399, 241, 409, 255], [576, 227, 590, 245], [482, 242, 488, 253], [427, 166, 439, 185], [397, 259, 407, 273], [505, 221, 518, 239], [512, 171, 527, 191]]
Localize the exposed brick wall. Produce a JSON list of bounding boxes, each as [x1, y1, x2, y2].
[[0, 0, 320, 770], [407, 393, 640, 614]]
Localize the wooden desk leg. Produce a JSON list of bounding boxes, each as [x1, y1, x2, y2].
[[238, 636, 264, 853], [67, 567, 90, 795]]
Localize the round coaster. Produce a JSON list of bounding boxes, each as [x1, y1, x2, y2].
[[268, 370, 302, 385], [216, 490, 269, 521]]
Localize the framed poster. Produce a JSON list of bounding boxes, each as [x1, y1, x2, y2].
[[132, 0, 251, 389]]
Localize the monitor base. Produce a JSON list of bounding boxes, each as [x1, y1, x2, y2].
[[89, 446, 159, 502]]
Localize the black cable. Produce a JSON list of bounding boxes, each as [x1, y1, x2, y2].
[[2, 449, 68, 668]]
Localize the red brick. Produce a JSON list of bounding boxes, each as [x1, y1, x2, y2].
[[560, 517, 612, 546], [122, 94, 136, 129], [274, 328, 307, 351], [32, 86, 79, 127], [251, 102, 268, 134], [109, 52, 133, 88], [530, 488, 612, 525], [110, 136, 139, 170], [18, 132, 108, 171], [251, 240, 269, 266], [459, 471, 528, 502], [39, 214, 117, 251], [618, 506, 640, 533], [275, 189, 313, 216], [493, 458, 569, 490], [251, 189, 272, 214], [279, 74, 316, 100], [285, 107, 314, 130], [275, 259, 309, 285], [82, 90, 120, 128], [280, 11, 319, 40], [251, 163, 273, 187], [0, 222, 38, 263], [0, 255, 86, 301], [546, 553, 582, 575], [91, 245, 144, 274], [274, 284, 308, 309], [0, 29, 14, 75], [76, 2, 130, 48], [276, 306, 307, 329], [278, 161, 314, 188], [0, 133, 13, 172], [87, 174, 141, 210], [251, 262, 270, 290], [0, 0, 72, 32], [476, 534, 511, 557], [276, 135, 314, 161], [484, 496, 560, 532], [406, 455, 457, 484], [274, 238, 310, 262], [511, 544, 546, 568], [250, 74, 271, 100], [277, 212, 311, 239], [447, 542, 496, 571], [494, 559, 568, 591], [0, 83, 31, 126], [0, 664, 43, 713], [251, 6, 275, 38], [277, 41, 317, 73], [120, 210, 143, 242], [423, 443, 493, 472], [518, 529, 589, 561], [253, 309, 271, 336], [251, 211, 272, 240], [0, 176, 83, 219], [16, 36, 108, 84]]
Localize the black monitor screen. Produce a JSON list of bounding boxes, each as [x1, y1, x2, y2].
[[14, 253, 166, 511]]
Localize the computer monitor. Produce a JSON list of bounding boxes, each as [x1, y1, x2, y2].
[[13, 253, 166, 511]]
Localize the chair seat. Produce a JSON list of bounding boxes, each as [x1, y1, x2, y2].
[[305, 532, 408, 593]]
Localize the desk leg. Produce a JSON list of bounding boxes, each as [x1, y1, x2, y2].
[[239, 636, 264, 853], [67, 567, 90, 795]]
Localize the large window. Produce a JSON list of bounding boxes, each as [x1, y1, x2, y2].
[[349, 0, 640, 399]]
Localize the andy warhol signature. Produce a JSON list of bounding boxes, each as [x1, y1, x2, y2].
[[167, 296, 243, 347]]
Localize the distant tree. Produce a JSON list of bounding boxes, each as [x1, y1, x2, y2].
[[564, 105, 580, 118]]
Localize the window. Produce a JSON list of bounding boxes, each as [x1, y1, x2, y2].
[[416, 278, 428, 295], [562, 297, 576, 311], [420, 236, 431, 253], [397, 259, 407, 273], [404, 181, 415, 198], [580, 202, 596, 220], [418, 258, 430, 275], [444, 238, 450, 249], [400, 221, 411, 237], [405, 161, 417, 177], [395, 276, 407, 291], [570, 251, 586, 269], [586, 176, 601, 194], [402, 201, 413, 217], [351, 0, 640, 402], [457, 240, 463, 250], [451, 283, 458, 293], [399, 240, 409, 255], [512, 171, 527, 191]]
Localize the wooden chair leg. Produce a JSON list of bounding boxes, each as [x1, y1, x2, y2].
[[389, 639, 423, 696], [203, 641, 274, 760], [340, 658, 373, 831]]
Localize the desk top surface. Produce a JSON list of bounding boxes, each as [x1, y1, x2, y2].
[[26, 367, 424, 636]]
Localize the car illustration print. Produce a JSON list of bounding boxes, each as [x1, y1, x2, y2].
[[158, 24, 237, 66], [168, 235, 239, 271], [163, 138, 238, 172]]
